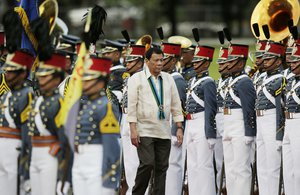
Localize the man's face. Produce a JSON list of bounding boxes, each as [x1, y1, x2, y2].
[[218, 62, 228, 74], [193, 60, 209, 74], [291, 60, 300, 75], [180, 50, 194, 66], [82, 79, 105, 96], [162, 56, 176, 72], [256, 56, 264, 70], [227, 58, 244, 73], [37, 74, 61, 92], [263, 57, 280, 71], [4, 70, 26, 88], [126, 59, 143, 74], [146, 53, 163, 76], [102, 51, 120, 63]]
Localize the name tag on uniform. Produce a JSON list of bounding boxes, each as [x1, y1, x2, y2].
[[285, 111, 294, 119], [256, 110, 264, 117], [223, 107, 231, 115]]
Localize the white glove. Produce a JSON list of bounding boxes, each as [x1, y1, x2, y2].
[[207, 138, 216, 149], [276, 141, 282, 151], [245, 136, 255, 145], [23, 179, 31, 193], [56, 181, 63, 195], [57, 181, 71, 195]]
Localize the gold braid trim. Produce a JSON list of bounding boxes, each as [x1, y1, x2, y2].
[[14, 7, 40, 73], [105, 87, 112, 103], [14, 7, 38, 50]]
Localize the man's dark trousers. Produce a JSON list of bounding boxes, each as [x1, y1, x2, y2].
[[132, 137, 171, 195]]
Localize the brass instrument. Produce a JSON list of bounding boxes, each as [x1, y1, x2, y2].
[[136, 35, 152, 51], [168, 36, 192, 49], [39, 0, 58, 34], [251, 0, 299, 42]]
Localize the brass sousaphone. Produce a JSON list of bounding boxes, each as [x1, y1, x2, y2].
[[251, 0, 300, 42], [39, 0, 58, 34], [136, 35, 152, 51]]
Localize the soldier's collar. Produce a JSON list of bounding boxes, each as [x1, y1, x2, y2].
[[89, 89, 106, 100], [184, 64, 193, 69], [42, 89, 59, 97], [196, 71, 209, 78], [267, 68, 281, 76], [221, 73, 230, 79], [231, 70, 245, 78], [12, 81, 27, 91], [295, 75, 300, 81], [112, 60, 121, 67]]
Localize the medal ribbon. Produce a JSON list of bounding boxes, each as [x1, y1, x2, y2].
[[147, 76, 165, 120]]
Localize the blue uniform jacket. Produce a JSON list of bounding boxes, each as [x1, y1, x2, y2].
[[224, 72, 257, 137]]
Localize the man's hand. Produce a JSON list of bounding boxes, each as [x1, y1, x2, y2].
[[207, 138, 216, 149], [176, 128, 183, 147], [130, 122, 140, 147], [245, 136, 255, 145]]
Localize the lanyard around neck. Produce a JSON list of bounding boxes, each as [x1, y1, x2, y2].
[[147, 76, 165, 120]]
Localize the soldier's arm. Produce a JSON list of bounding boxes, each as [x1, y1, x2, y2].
[[100, 102, 121, 189], [203, 80, 217, 139], [170, 76, 184, 123], [237, 79, 257, 137], [274, 77, 286, 141], [19, 91, 34, 180], [127, 75, 139, 123]]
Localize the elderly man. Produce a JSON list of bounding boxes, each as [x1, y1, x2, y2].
[[127, 47, 184, 195]]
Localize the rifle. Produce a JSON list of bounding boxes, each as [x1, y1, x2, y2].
[[278, 156, 284, 195], [218, 160, 225, 195], [251, 150, 258, 195], [118, 145, 128, 195], [181, 152, 188, 195]]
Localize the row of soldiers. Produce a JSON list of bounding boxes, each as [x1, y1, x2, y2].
[[1, 16, 300, 195]]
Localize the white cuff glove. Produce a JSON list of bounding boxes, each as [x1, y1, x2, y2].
[[57, 181, 70, 195], [23, 179, 31, 193], [207, 138, 216, 149], [245, 136, 255, 145], [276, 141, 282, 151], [56, 181, 63, 195]]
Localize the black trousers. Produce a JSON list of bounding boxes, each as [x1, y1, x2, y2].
[[132, 137, 171, 195]]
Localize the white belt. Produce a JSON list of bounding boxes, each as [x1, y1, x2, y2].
[[256, 108, 276, 117]]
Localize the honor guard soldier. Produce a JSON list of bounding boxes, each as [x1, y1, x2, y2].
[[101, 40, 128, 105], [215, 46, 229, 192], [161, 42, 187, 195], [168, 36, 196, 82], [27, 52, 70, 195], [283, 42, 300, 195], [256, 41, 286, 195], [283, 35, 298, 83], [120, 44, 145, 195], [72, 57, 121, 195], [252, 40, 268, 90], [185, 45, 217, 195], [0, 49, 35, 195], [57, 35, 80, 97], [223, 44, 256, 195]]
